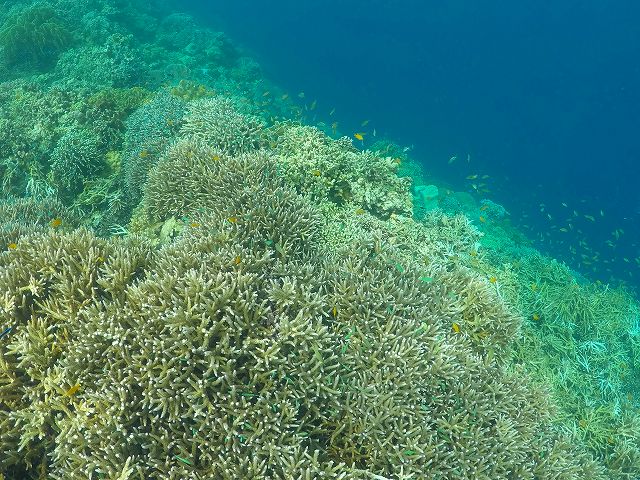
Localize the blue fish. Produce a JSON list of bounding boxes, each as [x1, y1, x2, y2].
[[0, 326, 12, 340]]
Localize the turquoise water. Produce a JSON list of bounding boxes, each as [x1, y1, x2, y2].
[[0, 1, 639, 479]]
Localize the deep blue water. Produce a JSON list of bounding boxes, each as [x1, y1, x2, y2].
[[184, 0, 639, 291]]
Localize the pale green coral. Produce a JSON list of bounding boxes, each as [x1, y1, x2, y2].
[[0, 196, 76, 247], [268, 122, 413, 218], [180, 96, 265, 155], [477, 239, 640, 478], [1, 145, 608, 479], [49, 128, 103, 196]]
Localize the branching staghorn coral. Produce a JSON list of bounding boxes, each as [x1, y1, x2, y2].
[[480, 244, 640, 478], [268, 122, 413, 218], [180, 96, 266, 155], [53, 33, 142, 89], [0, 196, 76, 248], [120, 89, 186, 205], [141, 136, 321, 260], [0, 229, 153, 478], [50, 128, 103, 197], [1, 143, 610, 479]]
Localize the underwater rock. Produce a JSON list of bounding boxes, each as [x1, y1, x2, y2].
[[413, 183, 439, 217]]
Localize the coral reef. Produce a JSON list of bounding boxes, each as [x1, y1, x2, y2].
[[0, 4, 71, 69], [53, 33, 142, 89], [472, 235, 640, 478], [49, 128, 103, 197], [268, 122, 413, 218], [1, 1, 639, 479], [0, 196, 75, 247], [120, 90, 186, 205], [179, 97, 266, 155], [0, 153, 607, 479]]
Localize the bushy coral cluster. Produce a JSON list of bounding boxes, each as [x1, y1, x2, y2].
[[0, 81, 148, 210], [50, 128, 103, 197], [0, 145, 607, 479], [269, 123, 413, 218], [54, 33, 142, 89], [180, 97, 266, 155], [469, 234, 640, 478], [0, 196, 75, 247], [0, 4, 71, 69], [120, 90, 186, 203]]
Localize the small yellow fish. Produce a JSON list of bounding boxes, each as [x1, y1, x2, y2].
[[479, 216, 486, 223], [489, 276, 497, 283], [530, 283, 538, 291], [354, 133, 364, 141], [332, 306, 337, 317], [189, 222, 200, 228], [532, 313, 540, 321], [480, 205, 489, 211], [452, 322, 461, 333], [355, 208, 365, 215], [227, 216, 238, 224], [7, 243, 17, 250], [311, 169, 321, 176], [139, 150, 149, 158], [50, 218, 62, 228], [212, 154, 220, 161], [234, 255, 242, 265], [65, 383, 81, 396]]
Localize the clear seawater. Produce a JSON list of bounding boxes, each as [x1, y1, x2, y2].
[[186, 0, 640, 294]]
